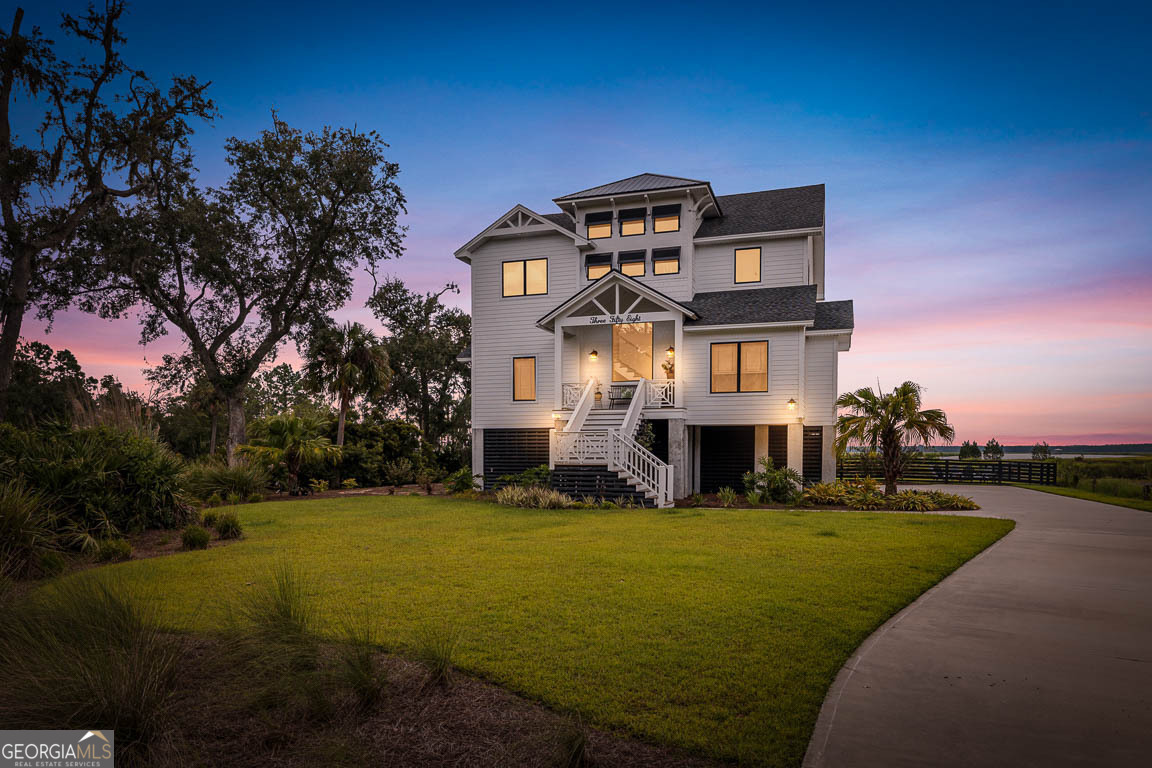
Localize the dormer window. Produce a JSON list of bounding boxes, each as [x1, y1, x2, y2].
[[619, 208, 646, 237], [618, 250, 646, 277], [586, 211, 612, 239], [652, 204, 680, 233], [652, 247, 680, 275], [586, 253, 612, 280]]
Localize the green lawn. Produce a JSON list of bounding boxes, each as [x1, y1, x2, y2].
[[1015, 483, 1152, 512], [76, 496, 1013, 766]]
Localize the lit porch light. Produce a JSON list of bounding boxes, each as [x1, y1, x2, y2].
[[589, 349, 598, 362], [787, 398, 797, 411], [665, 345, 675, 359]]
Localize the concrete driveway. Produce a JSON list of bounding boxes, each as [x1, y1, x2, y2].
[[804, 485, 1152, 768]]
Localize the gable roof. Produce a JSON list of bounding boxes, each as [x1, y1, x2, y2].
[[684, 285, 817, 327], [694, 185, 825, 238], [454, 204, 591, 261], [554, 173, 709, 202], [536, 270, 698, 330], [813, 300, 854, 331], [540, 212, 576, 233]]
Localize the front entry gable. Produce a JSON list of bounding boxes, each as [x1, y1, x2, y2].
[[536, 270, 698, 331]]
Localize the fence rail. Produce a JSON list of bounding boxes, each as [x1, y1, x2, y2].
[[837, 458, 1058, 485]]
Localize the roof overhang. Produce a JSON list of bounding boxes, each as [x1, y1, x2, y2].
[[454, 204, 592, 263], [552, 183, 723, 220], [693, 227, 824, 244], [684, 320, 815, 332], [536, 270, 699, 331]]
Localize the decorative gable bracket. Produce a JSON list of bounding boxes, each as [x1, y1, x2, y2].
[[454, 204, 593, 262]]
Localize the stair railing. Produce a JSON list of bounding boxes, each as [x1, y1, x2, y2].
[[564, 378, 597, 432], [610, 429, 673, 508], [619, 378, 647, 438]]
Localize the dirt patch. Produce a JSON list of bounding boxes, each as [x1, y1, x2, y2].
[[261, 483, 447, 503], [160, 637, 719, 768]]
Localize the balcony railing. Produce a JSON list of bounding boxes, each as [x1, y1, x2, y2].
[[560, 379, 677, 409]]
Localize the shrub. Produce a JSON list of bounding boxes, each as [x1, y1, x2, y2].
[[413, 625, 460, 689], [383, 458, 415, 488], [184, 458, 269, 502], [215, 512, 243, 540], [845, 477, 885, 510], [495, 464, 551, 490], [743, 457, 803, 503], [495, 485, 574, 509], [96, 538, 133, 563], [445, 467, 479, 494], [36, 551, 68, 577], [225, 492, 243, 506], [205, 492, 223, 508], [801, 482, 850, 506], [308, 478, 329, 494], [745, 490, 764, 506], [247, 492, 264, 504], [340, 478, 358, 489], [716, 486, 738, 508], [181, 525, 210, 550], [0, 578, 186, 763], [885, 490, 934, 511], [925, 491, 980, 510], [201, 510, 219, 529], [689, 493, 704, 507], [0, 479, 60, 579]]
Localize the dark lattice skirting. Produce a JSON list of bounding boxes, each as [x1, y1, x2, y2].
[[550, 466, 654, 507]]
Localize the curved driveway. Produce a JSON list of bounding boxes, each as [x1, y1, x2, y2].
[[804, 485, 1152, 767]]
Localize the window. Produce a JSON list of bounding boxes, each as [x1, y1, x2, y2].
[[710, 341, 769, 393], [734, 247, 761, 284], [502, 258, 548, 296], [612, 322, 653, 381], [512, 357, 536, 401], [586, 253, 611, 281], [619, 208, 646, 237], [652, 246, 680, 275], [618, 250, 645, 277], [652, 204, 680, 233], [586, 211, 612, 239]]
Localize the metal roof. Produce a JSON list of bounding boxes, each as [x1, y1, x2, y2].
[[554, 173, 709, 201]]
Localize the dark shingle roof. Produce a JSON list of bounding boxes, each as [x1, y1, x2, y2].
[[684, 285, 817, 327], [695, 185, 824, 238], [554, 173, 707, 201], [540, 212, 576, 233], [813, 300, 854, 330]]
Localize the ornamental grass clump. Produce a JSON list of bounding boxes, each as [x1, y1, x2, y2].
[[495, 485, 573, 509], [214, 512, 243, 540], [181, 525, 210, 550], [885, 490, 935, 512], [716, 487, 738, 508], [95, 537, 133, 563], [413, 624, 461, 689], [0, 479, 60, 579]]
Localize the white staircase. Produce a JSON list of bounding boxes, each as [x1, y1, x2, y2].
[[550, 379, 674, 507]]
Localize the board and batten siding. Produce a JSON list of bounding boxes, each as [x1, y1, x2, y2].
[[692, 236, 807, 294], [681, 327, 803, 424], [470, 232, 580, 429], [803, 335, 838, 425]]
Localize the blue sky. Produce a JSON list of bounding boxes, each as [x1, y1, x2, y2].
[[17, 0, 1152, 442]]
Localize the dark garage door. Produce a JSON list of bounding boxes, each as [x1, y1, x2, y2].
[[700, 426, 755, 494], [482, 428, 551, 489]]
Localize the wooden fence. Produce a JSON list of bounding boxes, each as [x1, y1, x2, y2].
[[837, 458, 1058, 485]]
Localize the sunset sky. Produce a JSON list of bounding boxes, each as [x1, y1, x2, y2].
[[16, 0, 1152, 444]]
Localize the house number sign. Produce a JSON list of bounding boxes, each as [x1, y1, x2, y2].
[[588, 313, 647, 325]]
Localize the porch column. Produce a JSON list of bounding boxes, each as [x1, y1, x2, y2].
[[822, 427, 837, 483], [674, 316, 684, 407], [553, 329, 562, 410], [786, 423, 803, 475], [472, 428, 484, 480], [668, 418, 689, 500]]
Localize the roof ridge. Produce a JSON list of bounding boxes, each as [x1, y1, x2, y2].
[[714, 184, 825, 200]]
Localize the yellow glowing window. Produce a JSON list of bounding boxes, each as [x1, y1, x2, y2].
[[711, 341, 768, 393], [621, 261, 645, 277], [653, 214, 679, 232], [735, 247, 761, 284], [513, 357, 536, 401], [587, 263, 611, 280], [612, 322, 653, 382], [502, 258, 547, 296], [588, 221, 612, 239], [621, 218, 645, 236], [652, 248, 680, 275]]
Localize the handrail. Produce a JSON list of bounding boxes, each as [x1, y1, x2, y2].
[[611, 430, 672, 507], [564, 378, 597, 433], [619, 378, 647, 438], [644, 379, 675, 408]]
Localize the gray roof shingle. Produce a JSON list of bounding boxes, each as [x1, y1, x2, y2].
[[695, 185, 824, 237], [813, 300, 854, 330], [540, 212, 576, 233], [684, 285, 817, 327], [554, 173, 708, 201]]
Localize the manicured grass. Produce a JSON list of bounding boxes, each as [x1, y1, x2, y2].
[[1015, 484, 1152, 513], [73, 496, 1013, 766]]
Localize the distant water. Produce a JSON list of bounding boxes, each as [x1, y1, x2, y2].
[[935, 453, 1144, 460]]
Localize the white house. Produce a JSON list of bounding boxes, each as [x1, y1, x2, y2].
[[455, 173, 853, 506]]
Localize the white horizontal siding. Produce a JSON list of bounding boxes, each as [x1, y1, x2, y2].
[[471, 233, 579, 428], [804, 335, 837, 425], [692, 236, 807, 294], [681, 327, 803, 424]]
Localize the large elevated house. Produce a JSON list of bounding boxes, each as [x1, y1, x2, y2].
[[455, 173, 854, 506]]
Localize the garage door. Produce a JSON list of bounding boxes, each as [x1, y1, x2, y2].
[[699, 426, 755, 494]]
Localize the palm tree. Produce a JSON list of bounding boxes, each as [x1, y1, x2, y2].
[[835, 381, 955, 495], [241, 412, 340, 492], [303, 322, 391, 446]]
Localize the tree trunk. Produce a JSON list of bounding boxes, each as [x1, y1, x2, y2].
[[225, 393, 246, 466], [336, 391, 347, 447], [0, 243, 32, 422], [208, 407, 219, 455]]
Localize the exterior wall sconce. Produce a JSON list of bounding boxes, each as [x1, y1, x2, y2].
[[589, 349, 598, 362], [666, 345, 675, 359], [787, 398, 797, 411]]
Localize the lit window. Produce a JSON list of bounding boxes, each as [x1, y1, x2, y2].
[[711, 341, 768, 393], [652, 204, 680, 233], [620, 208, 645, 237], [586, 211, 612, 239], [618, 250, 645, 277], [513, 357, 536, 401], [586, 253, 612, 280], [652, 247, 680, 275], [502, 259, 548, 296], [735, 247, 761, 284], [612, 323, 653, 382]]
